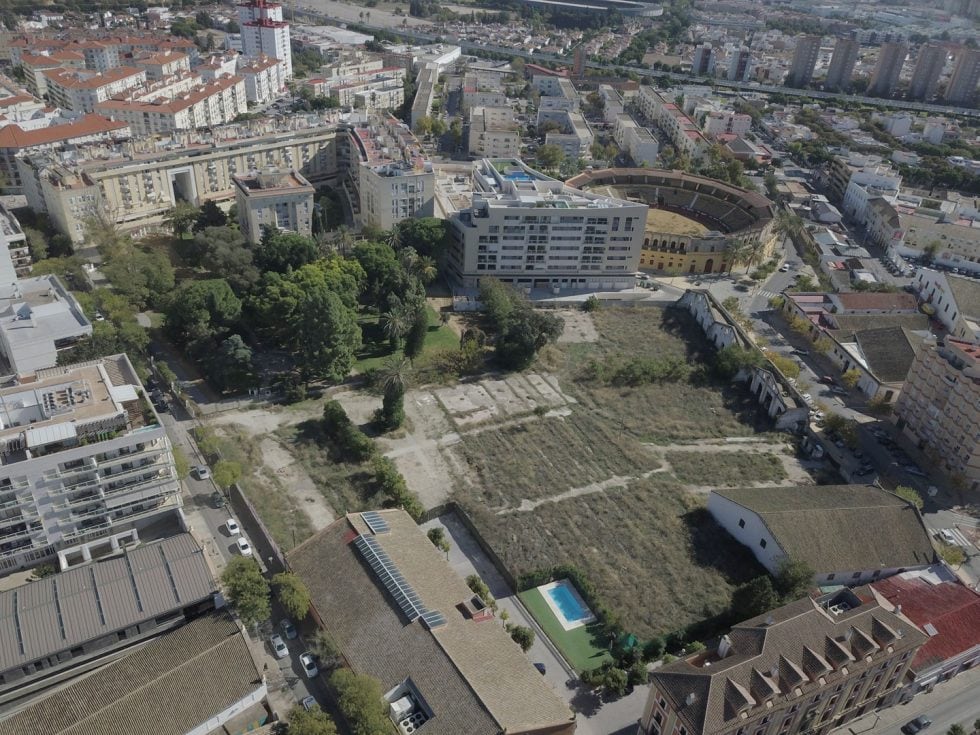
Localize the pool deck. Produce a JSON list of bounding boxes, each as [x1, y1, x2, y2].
[[519, 587, 613, 673]]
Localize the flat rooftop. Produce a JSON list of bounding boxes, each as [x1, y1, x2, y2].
[[0, 354, 149, 463], [235, 169, 313, 193]]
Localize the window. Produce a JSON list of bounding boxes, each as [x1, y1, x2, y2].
[[852, 572, 861, 579], [738, 519, 745, 528], [827, 574, 836, 581], [760, 539, 767, 549]]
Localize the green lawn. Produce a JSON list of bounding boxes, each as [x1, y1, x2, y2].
[[353, 305, 457, 373], [519, 587, 613, 673]]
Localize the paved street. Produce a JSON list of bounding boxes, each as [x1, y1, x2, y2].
[[843, 667, 980, 735]]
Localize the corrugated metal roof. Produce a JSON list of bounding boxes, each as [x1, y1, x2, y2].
[[0, 534, 214, 674]]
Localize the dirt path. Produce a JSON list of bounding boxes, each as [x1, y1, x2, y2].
[[257, 437, 335, 529]]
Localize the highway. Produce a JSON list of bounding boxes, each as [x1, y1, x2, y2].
[[294, 3, 980, 119]]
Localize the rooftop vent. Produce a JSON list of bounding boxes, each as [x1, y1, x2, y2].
[[718, 634, 733, 658], [686, 693, 698, 706]]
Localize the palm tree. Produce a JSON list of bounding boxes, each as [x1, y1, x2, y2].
[[415, 255, 438, 284], [387, 225, 402, 251], [164, 201, 200, 238], [380, 307, 410, 350], [726, 237, 754, 273], [379, 356, 409, 394]]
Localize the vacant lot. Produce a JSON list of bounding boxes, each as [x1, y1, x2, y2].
[[439, 307, 782, 639], [461, 473, 762, 640]]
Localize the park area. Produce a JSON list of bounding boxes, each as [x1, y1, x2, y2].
[[199, 305, 808, 643]]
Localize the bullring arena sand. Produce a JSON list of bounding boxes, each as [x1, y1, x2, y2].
[[589, 185, 709, 237]]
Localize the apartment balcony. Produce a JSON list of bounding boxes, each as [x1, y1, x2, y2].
[[97, 444, 166, 471], [0, 522, 43, 544], [102, 460, 170, 490], [0, 538, 37, 560]]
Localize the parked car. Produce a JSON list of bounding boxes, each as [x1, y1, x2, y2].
[[300, 652, 319, 678], [818, 375, 835, 384], [301, 695, 317, 711], [902, 716, 932, 735], [779, 264, 789, 272], [533, 662, 547, 675], [210, 491, 226, 509], [270, 634, 288, 659], [236, 537, 253, 556], [280, 618, 298, 640], [191, 465, 211, 480], [937, 529, 957, 545], [792, 349, 810, 357], [226, 518, 240, 536]]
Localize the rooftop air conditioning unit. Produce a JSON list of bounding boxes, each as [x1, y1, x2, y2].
[[389, 696, 413, 722]]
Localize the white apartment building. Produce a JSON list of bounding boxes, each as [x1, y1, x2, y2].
[[598, 84, 625, 125], [18, 124, 342, 241], [95, 75, 248, 136], [0, 203, 31, 279], [238, 0, 292, 79], [531, 75, 577, 100], [234, 169, 315, 244], [328, 71, 405, 110], [349, 115, 434, 231], [197, 52, 239, 81], [637, 86, 709, 160], [131, 50, 190, 81], [20, 51, 87, 97], [544, 111, 593, 160], [467, 106, 521, 159], [410, 65, 437, 130], [912, 270, 980, 343], [237, 55, 285, 105], [0, 274, 92, 375], [462, 76, 509, 112], [43, 67, 147, 113], [613, 115, 659, 166], [0, 355, 182, 572], [896, 337, 980, 491], [701, 110, 752, 137], [841, 166, 902, 224], [445, 158, 646, 292]]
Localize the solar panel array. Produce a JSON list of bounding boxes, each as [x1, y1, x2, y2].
[[353, 534, 446, 629], [360, 511, 390, 535], [354, 534, 425, 621]]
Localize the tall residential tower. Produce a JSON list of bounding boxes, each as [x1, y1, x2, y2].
[[238, 0, 292, 79], [945, 47, 980, 106], [867, 41, 908, 98], [825, 37, 859, 91], [786, 35, 822, 88], [908, 43, 947, 100]]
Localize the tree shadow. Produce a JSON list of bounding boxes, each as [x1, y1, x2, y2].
[[569, 684, 604, 717]]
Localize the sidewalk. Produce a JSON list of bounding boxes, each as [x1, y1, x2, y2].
[[841, 666, 980, 735]]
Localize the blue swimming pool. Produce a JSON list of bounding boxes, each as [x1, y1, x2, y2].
[[546, 583, 592, 624]]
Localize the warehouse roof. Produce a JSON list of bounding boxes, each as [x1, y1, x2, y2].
[[0, 612, 262, 735], [0, 533, 215, 674], [712, 485, 936, 573]]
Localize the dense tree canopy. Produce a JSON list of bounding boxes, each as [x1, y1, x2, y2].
[[165, 278, 242, 347], [255, 231, 320, 274]]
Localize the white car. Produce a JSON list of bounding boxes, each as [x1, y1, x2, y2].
[[938, 529, 957, 545], [226, 518, 241, 536], [236, 537, 252, 556], [191, 465, 211, 480], [270, 634, 288, 659], [300, 651, 319, 678]]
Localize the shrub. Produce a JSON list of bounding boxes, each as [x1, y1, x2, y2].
[[627, 660, 648, 686], [642, 637, 665, 662], [938, 543, 965, 566], [427, 527, 450, 554], [371, 456, 423, 520], [840, 369, 861, 389], [329, 669, 390, 735], [714, 345, 764, 378], [582, 295, 601, 312], [322, 401, 376, 462], [509, 624, 535, 652], [894, 485, 924, 510], [465, 574, 497, 610]]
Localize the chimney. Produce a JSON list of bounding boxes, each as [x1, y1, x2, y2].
[[686, 693, 698, 706], [764, 615, 774, 626], [718, 635, 733, 658], [895, 604, 902, 615]]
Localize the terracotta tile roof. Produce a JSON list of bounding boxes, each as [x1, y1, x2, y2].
[[0, 95, 35, 108], [0, 113, 129, 149], [21, 50, 85, 66], [652, 588, 927, 735], [0, 612, 263, 735], [713, 485, 937, 574], [43, 66, 144, 90], [872, 574, 980, 671], [288, 510, 575, 735]]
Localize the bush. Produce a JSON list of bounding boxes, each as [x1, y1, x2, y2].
[[273, 572, 311, 620], [840, 369, 861, 389], [509, 624, 535, 652], [627, 660, 648, 686], [894, 485, 924, 510], [221, 557, 270, 627], [714, 345, 764, 378], [582, 295, 601, 312], [371, 456, 423, 520], [427, 527, 450, 554], [642, 637, 665, 662], [322, 401, 376, 462], [465, 574, 497, 610], [329, 669, 390, 735]]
